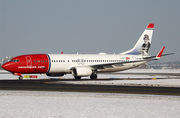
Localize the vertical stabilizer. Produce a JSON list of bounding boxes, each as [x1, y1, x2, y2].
[[121, 23, 154, 56]]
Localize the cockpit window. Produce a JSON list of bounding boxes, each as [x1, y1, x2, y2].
[[9, 59, 19, 62]]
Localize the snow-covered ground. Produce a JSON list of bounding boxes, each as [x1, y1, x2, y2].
[[1, 70, 180, 117], [0, 91, 180, 118], [1, 69, 180, 87], [116, 69, 180, 74], [0, 69, 179, 80], [0, 73, 170, 80], [64, 79, 180, 87]]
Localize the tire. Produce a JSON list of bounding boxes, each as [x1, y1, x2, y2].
[[19, 76, 23, 80], [90, 74, 97, 80], [75, 76, 81, 79]]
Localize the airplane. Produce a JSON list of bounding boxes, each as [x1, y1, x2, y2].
[[2, 23, 174, 80]]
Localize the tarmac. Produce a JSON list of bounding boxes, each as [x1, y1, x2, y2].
[[0, 79, 180, 96]]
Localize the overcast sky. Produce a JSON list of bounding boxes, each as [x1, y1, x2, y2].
[[0, 0, 179, 62]]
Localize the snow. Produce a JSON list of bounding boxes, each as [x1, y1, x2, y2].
[[1, 69, 180, 87], [0, 91, 180, 118], [65, 79, 180, 87], [0, 69, 179, 80], [0, 69, 180, 117], [116, 69, 180, 74]]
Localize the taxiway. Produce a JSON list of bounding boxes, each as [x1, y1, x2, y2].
[[1, 79, 180, 95]]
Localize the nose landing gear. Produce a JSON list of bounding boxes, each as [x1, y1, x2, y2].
[[13, 73, 23, 80], [19, 76, 23, 80]]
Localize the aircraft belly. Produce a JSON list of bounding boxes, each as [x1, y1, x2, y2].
[[48, 64, 68, 73]]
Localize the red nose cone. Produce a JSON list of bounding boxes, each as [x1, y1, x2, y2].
[[2, 63, 7, 70], [2, 63, 12, 72]]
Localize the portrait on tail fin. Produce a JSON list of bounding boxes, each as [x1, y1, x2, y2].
[[139, 34, 151, 56], [121, 23, 153, 55]]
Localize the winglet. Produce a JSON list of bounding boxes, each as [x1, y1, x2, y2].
[[155, 46, 165, 59]]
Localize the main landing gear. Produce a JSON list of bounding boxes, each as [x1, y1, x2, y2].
[[19, 76, 23, 80], [74, 76, 81, 79], [90, 73, 97, 80], [74, 73, 97, 80]]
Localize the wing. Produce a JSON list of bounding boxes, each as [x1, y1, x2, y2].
[[89, 46, 175, 70], [89, 60, 149, 70]]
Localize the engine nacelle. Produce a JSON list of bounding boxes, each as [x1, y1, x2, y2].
[[72, 66, 92, 77], [46, 73, 64, 77]]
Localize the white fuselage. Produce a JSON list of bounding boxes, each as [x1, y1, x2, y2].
[[48, 54, 148, 74]]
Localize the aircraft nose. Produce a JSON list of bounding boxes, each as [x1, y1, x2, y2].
[[2, 63, 6, 70], [2, 63, 12, 71]]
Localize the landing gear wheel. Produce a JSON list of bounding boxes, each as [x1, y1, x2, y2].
[[90, 73, 97, 80], [19, 76, 23, 80], [74, 76, 81, 79]]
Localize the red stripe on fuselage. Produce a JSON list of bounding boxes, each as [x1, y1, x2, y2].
[[2, 54, 49, 74]]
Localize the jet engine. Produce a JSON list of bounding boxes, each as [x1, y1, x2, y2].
[[72, 66, 92, 77]]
